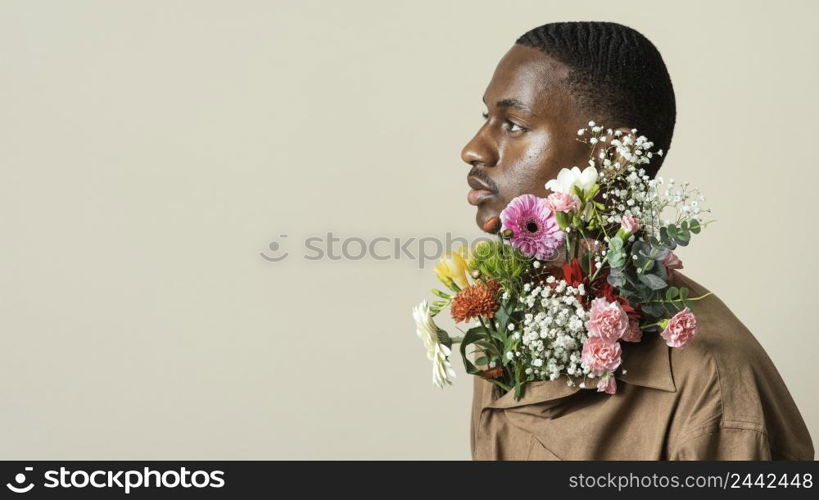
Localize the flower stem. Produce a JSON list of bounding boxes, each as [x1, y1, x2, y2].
[[645, 292, 713, 304]]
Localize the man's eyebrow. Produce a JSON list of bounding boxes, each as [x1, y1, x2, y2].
[[482, 95, 538, 116]]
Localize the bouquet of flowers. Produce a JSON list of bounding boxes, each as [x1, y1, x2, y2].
[[413, 122, 714, 399]]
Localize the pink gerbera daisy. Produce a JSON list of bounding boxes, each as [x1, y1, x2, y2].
[[499, 194, 564, 260]]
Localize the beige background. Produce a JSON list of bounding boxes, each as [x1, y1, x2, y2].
[[1, 0, 817, 459]]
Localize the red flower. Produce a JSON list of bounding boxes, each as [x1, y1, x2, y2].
[[595, 269, 641, 321], [562, 257, 586, 288]]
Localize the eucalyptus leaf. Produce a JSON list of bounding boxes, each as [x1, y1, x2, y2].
[[607, 251, 625, 268], [606, 268, 626, 288], [607, 270, 626, 287], [632, 240, 649, 257], [638, 272, 667, 290], [641, 302, 663, 317]]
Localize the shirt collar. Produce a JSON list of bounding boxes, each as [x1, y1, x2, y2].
[[484, 331, 676, 410], [616, 330, 677, 392]]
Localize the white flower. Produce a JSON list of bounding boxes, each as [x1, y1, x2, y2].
[[413, 300, 455, 388], [545, 166, 598, 196]]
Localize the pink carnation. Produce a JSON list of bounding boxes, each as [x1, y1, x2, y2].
[[596, 375, 617, 394], [585, 297, 629, 343], [621, 214, 641, 234], [622, 318, 643, 343], [661, 251, 684, 276], [661, 307, 697, 348], [581, 337, 622, 376], [545, 192, 577, 213]]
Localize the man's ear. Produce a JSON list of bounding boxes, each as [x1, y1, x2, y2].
[[612, 126, 637, 143], [608, 126, 637, 166]]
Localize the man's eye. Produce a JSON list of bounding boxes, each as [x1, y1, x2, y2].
[[505, 121, 524, 133], [482, 112, 526, 134]]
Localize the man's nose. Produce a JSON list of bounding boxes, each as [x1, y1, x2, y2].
[[461, 128, 498, 168]]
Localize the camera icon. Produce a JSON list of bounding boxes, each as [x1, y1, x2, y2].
[[6, 467, 35, 494]]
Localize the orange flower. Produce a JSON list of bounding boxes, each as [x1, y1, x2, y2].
[[480, 366, 504, 380], [450, 280, 501, 323]]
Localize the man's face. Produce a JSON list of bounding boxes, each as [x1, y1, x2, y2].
[[461, 44, 590, 232]]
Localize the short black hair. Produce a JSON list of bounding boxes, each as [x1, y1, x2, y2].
[[516, 21, 675, 177]]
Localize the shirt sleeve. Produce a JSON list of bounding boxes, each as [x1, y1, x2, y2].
[[669, 424, 772, 460], [470, 375, 481, 459]]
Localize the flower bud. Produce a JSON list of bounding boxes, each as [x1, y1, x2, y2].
[[482, 216, 501, 233]]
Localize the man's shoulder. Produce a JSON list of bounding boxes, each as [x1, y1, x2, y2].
[[665, 272, 814, 459], [668, 271, 769, 369]]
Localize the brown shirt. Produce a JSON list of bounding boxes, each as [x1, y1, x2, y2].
[[470, 271, 814, 460]]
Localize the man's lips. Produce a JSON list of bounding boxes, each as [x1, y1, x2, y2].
[[467, 175, 497, 206]]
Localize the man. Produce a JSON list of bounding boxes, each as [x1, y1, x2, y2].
[[461, 21, 813, 460]]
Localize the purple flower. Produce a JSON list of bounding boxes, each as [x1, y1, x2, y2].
[[499, 194, 564, 260]]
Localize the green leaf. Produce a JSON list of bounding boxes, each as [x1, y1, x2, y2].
[[460, 326, 490, 375], [607, 268, 625, 287], [587, 183, 599, 199], [638, 273, 667, 290], [659, 226, 670, 246], [490, 328, 507, 344], [665, 286, 679, 300], [641, 302, 663, 317], [489, 379, 512, 393], [573, 184, 585, 202], [555, 211, 569, 228], [474, 339, 501, 357], [689, 219, 701, 234], [674, 229, 690, 246], [679, 287, 689, 300], [437, 329, 452, 348], [474, 356, 489, 366], [494, 303, 511, 332]]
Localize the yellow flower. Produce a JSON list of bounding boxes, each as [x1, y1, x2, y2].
[[435, 246, 470, 289]]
